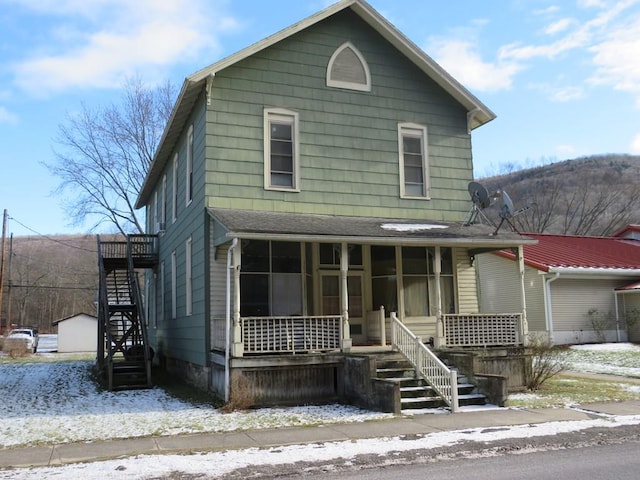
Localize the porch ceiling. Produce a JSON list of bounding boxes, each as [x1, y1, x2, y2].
[[208, 208, 535, 248]]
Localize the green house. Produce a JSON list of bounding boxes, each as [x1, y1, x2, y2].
[[135, 0, 534, 411]]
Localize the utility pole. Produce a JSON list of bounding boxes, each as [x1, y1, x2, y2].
[[0, 209, 7, 334], [6, 234, 13, 330]]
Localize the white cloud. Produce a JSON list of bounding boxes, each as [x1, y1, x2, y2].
[[555, 144, 578, 156], [0, 106, 19, 124], [631, 133, 640, 153], [588, 16, 640, 104], [530, 83, 585, 102], [429, 39, 522, 92], [500, 0, 638, 61], [543, 18, 575, 35], [11, 0, 239, 95]]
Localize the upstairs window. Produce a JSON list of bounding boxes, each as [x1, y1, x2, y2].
[[398, 123, 430, 199], [186, 125, 194, 205], [172, 153, 178, 222], [327, 42, 371, 91], [264, 108, 299, 191]]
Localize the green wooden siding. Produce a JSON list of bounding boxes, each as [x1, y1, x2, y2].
[[148, 92, 210, 367], [204, 10, 473, 221]]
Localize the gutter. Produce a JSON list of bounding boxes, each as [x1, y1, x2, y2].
[[225, 238, 239, 402], [543, 272, 560, 343]]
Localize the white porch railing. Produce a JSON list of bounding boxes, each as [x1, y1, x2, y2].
[[391, 312, 459, 412], [443, 313, 524, 347], [241, 315, 343, 354]]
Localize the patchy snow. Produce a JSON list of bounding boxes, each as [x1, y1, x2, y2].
[[0, 360, 392, 448], [380, 223, 448, 232], [2, 415, 640, 479], [568, 343, 640, 378], [0, 339, 639, 479], [571, 343, 640, 352]]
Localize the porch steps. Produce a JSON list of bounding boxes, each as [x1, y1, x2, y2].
[[375, 353, 487, 410]]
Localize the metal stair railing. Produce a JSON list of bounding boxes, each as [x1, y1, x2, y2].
[[97, 235, 117, 389], [390, 312, 459, 412], [126, 236, 152, 388]]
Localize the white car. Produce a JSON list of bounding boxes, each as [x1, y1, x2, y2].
[[5, 328, 39, 354]]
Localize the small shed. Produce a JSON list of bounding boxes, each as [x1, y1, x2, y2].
[[53, 313, 98, 353]]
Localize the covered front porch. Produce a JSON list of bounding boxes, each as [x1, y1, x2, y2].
[[208, 208, 534, 407]]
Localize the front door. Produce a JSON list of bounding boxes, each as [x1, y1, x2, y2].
[[320, 272, 365, 344]]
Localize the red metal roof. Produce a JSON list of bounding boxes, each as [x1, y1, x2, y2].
[[495, 233, 640, 272], [613, 224, 640, 238]]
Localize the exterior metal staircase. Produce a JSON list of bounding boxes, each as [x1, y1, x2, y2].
[[375, 352, 487, 411], [97, 235, 158, 391]]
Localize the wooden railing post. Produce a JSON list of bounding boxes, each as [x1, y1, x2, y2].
[[379, 306, 386, 346]]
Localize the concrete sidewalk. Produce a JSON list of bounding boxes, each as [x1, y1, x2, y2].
[[1, 400, 638, 469]]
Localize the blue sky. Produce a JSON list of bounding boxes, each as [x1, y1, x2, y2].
[[1, 0, 639, 236]]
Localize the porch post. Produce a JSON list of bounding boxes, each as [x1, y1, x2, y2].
[[231, 241, 244, 357], [433, 246, 444, 348], [340, 242, 352, 351], [516, 245, 529, 346]]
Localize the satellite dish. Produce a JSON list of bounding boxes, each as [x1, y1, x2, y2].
[[493, 189, 530, 235], [468, 182, 491, 209], [499, 190, 515, 219], [464, 181, 494, 226]]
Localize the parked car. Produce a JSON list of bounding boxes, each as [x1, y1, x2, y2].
[[5, 328, 39, 354]]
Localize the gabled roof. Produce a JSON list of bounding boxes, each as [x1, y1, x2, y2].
[[136, 0, 495, 208], [612, 224, 640, 239], [209, 208, 533, 248], [495, 233, 640, 273], [52, 312, 98, 326]]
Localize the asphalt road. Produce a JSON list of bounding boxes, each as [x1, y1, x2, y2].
[[209, 423, 640, 480]]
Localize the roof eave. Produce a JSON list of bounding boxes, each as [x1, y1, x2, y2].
[[137, 0, 495, 207]]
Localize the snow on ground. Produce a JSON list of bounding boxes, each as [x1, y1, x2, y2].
[[2, 414, 640, 479], [0, 360, 391, 448], [0, 340, 638, 479], [567, 343, 640, 378]]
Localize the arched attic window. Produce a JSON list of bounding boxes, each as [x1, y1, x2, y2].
[[326, 42, 371, 92]]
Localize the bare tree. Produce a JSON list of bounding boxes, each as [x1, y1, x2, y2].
[[47, 76, 175, 234], [482, 155, 640, 236]]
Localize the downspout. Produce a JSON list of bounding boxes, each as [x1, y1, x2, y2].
[[543, 272, 560, 344], [614, 290, 621, 343], [225, 238, 238, 403]]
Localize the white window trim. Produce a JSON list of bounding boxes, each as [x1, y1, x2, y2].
[[172, 153, 178, 223], [264, 108, 300, 192], [185, 237, 193, 316], [326, 41, 371, 92], [171, 250, 177, 319], [159, 261, 165, 326], [160, 174, 167, 231], [398, 122, 430, 199], [185, 124, 194, 206]]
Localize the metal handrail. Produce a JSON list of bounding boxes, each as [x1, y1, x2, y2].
[[126, 237, 152, 387], [391, 312, 459, 412]]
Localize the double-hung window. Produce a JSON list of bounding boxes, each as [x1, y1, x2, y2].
[[264, 108, 299, 191], [398, 123, 429, 198], [186, 125, 194, 205]]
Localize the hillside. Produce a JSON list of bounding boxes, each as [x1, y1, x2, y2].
[[477, 154, 640, 236], [1, 234, 102, 333]]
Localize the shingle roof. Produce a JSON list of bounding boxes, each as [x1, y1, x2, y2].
[[495, 233, 640, 272], [209, 208, 533, 248]]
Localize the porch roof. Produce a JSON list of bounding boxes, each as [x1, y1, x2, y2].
[[208, 208, 534, 248]]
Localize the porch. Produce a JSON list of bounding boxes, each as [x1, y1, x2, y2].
[[211, 311, 526, 356]]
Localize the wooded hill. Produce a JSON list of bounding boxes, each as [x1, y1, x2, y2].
[[3, 154, 638, 332], [477, 154, 640, 236], [1, 234, 101, 333]]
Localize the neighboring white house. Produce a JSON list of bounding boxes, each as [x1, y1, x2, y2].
[[53, 313, 98, 353], [476, 232, 640, 345]]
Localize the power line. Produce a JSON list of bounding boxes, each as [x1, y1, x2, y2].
[[8, 284, 96, 291], [8, 216, 97, 253]]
